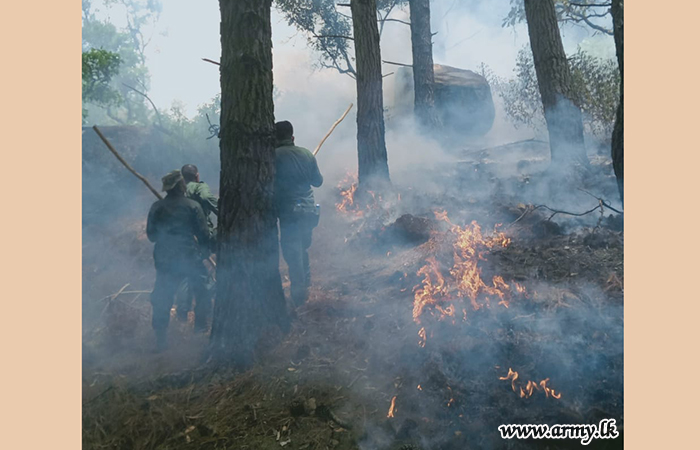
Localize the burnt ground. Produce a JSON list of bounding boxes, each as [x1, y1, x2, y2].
[[82, 151, 623, 450]]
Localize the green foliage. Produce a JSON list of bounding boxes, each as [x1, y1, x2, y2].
[[274, 0, 406, 77], [487, 47, 620, 139], [158, 95, 222, 171], [503, 0, 613, 35], [82, 0, 162, 125], [275, 0, 356, 76], [82, 48, 122, 122]]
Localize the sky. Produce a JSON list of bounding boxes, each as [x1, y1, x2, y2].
[[94, 0, 615, 119]]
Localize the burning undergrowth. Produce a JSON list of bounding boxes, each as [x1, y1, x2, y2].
[[84, 161, 623, 449]]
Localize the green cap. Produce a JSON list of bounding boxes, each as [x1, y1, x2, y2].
[[161, 170, 184, 191]]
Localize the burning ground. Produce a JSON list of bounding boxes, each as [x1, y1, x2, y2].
[[82, 147, 623, 449]]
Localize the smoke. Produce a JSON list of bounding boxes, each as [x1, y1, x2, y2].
[[83, 3, 622, 447]]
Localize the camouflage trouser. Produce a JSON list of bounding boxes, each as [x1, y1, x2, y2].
[[151, 260, 212, 334]]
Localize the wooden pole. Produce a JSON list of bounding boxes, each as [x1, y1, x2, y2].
[[92, 125, 217, 268], [313, 103, 353, 156], [92, 125, 163, 200]]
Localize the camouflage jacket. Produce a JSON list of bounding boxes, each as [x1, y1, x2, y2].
[[147, 193, 209, 270], [186, 181, 218, 235]]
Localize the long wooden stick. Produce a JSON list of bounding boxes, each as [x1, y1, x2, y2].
[[313, 103, 353, 156], [93, 125, 163, 200], [93, 125, 217, 267], [202, 58, 220, 66]]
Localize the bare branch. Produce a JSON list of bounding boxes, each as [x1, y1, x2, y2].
[[122, 82, 164, 128], [382, 60, 412, 67], [568, 14, 613, 35], [312, 30, 356, 77], [378, 0, 399, 38], [315, 34, 354, 40], [568, 2, 611, 7], [380, 18, 410, 26]]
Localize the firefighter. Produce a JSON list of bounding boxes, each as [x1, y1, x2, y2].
[[146, 170, 211, 351], [274, 121, 323, 306], [174, 164, 218, 319]]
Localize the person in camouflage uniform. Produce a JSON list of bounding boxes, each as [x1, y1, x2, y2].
[[174, 164, 218, 320], [147, 170, 211, 351], [274, 121, 323, 306], [181, 164, 218, 242]]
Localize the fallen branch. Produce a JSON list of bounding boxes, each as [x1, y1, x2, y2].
[[313, 103, 353, 156], [93, 126, 163, 200], [577, 188, 623, 214], [99, 290, 152, 302], [508, 202, 606, 227], [461, 138, 548, 157]]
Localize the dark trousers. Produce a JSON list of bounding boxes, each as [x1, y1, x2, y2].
[[279, 214, 314, 305], [151, 261, 211, 335]]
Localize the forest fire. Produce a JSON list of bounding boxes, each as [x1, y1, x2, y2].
[[335, 171, 384, 217], [387, 395, 397, 418], [499, 368, 562, 399], [412, 211, 523, 344], [336, 172, 360, 216]]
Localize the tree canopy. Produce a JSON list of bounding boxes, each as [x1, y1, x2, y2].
[[82, 0, 162, 125], [82, 48, 122, 122], [504, 0, 613, 35], [274, 0, 407, 78]]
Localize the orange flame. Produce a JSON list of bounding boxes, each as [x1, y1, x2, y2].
[[336, 172, 360, 216], [418, 327, 427, 347], [335, 171, 384, 217], [500, 368, 562, 400], [412, 212, 524, 342], [387, 396, 397, 418]]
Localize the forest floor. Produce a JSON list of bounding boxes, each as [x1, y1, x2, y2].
[[82, 146, 624, 450]]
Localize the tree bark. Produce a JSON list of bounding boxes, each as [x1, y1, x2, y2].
[[523, 0, 589, 170], [211, 0, 290, 367], [351, 0, 391, 191], [611, 0, 623, 205], [408, 0, 441, 132]]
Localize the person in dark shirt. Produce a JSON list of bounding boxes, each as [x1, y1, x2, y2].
[[274, 121, 323, 306], [146, 170, 211, 350]]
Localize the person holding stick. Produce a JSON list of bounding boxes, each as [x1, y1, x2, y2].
[[274, 121, 323, 306], [146, 170, 211, 351]]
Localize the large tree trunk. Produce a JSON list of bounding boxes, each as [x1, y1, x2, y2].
[[408, 0, 441, 132], [611, 0, 623, 205], [523, 0, 589, 171], [211, 0, 290, 367], [351, 0, 391, 191]]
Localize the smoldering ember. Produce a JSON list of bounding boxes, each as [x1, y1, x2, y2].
[[82, 1, 623, 449]]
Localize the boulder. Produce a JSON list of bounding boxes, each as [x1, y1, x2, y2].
[[393, 64, 495, 137]]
